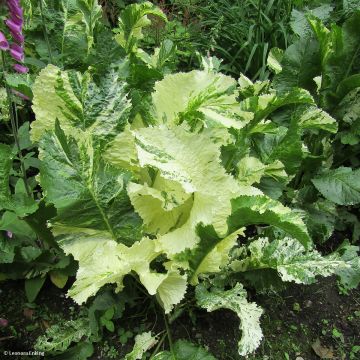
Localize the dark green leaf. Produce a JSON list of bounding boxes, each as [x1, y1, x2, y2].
[[25, 276, 46, 302], [153, 340, 216, 360], [312, 167, 360, 205]]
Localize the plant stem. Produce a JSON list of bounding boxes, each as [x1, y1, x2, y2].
[[149, 332, 166, 359], [1, 51, 31, 198], [39, 0, 54, 63], [163, 312, 175, 356]]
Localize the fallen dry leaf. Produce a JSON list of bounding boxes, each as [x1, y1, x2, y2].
[[312, 338, 334, 359], [23, 308, 34, 320], [41, 320, 50, 329]]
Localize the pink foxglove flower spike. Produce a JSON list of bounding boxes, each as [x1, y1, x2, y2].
[[0, 0, 29, 94]]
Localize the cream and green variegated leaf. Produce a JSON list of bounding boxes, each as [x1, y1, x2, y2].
[[238, 74, 270, 99], [137, 39, 177, 71], [127, 181, 193, 236], [152, 70, 252, 130], [31, 65, 131, 145], [179, 224, 245, 285], [34, 318, 91, 353], [295, 105, 338, 133], [229, 195, 311, 249], [252, 123, 304, 175], [76, 0, 102, 51], [240, 87, 314, 124], [267, 47, 284, 74], [124, 332, 158, 360], [231, 237, 360, 289], [237, 156, 287, 186], [39, 121, 142, 245], [196, 283, 263, 356], [59, 233, 187, 312], [179, 188, 310, 285], [114, 1, 167, 54], [106, 126, 240, 255]]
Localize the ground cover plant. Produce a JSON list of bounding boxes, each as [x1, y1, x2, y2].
[[0, 1, 359, 359]]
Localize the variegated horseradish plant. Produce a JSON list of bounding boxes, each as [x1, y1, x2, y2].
[[1, 1, 360, 357]]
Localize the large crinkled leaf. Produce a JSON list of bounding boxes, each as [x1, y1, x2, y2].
[[153, 340, 216, 360], [229, 196, 311, 249], [156, 271, 188, 314], [296, 106, 338, 133], [31, 65, 130, 144], [290, 5, 334, 38], [39, 121, 141, 245], [343, 0, 360, 15], [336, 86, 360, 145], [273, 38, 321, 92], [127, 178, 193, 236], [302, 199, 337, 244], [31, 65, 75, 143], [196, 283, 263, 356], [114, 1, 167, 54], [336, 87, 360, 124], [106, 126, 240, 255], [334, 240, 360, 290], [102, 126, 141, 174], [237, 156, 287, 186], [231, 237, 360, 289], [252, 124, 304, 175], [124, 332, 158, 360], [59, 234, 186, 312], [152, 70, 252, 130], [336, 74, 360, 101], [312, 167, 360, 205]]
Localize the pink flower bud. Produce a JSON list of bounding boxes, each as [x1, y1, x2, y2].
[[7, 2, 23, 20], [7, 0, 21, 9], [6, 231, 13, 238], [0, 318, 8, 327], [13, 63, 28, 73], [0, 31, 9, 50], [5, 19, 22, 35], [10, 42, 23, 53], [10, 14, 23, 26], [9, 30, 24, 44], [10, 47, 24, 61]]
